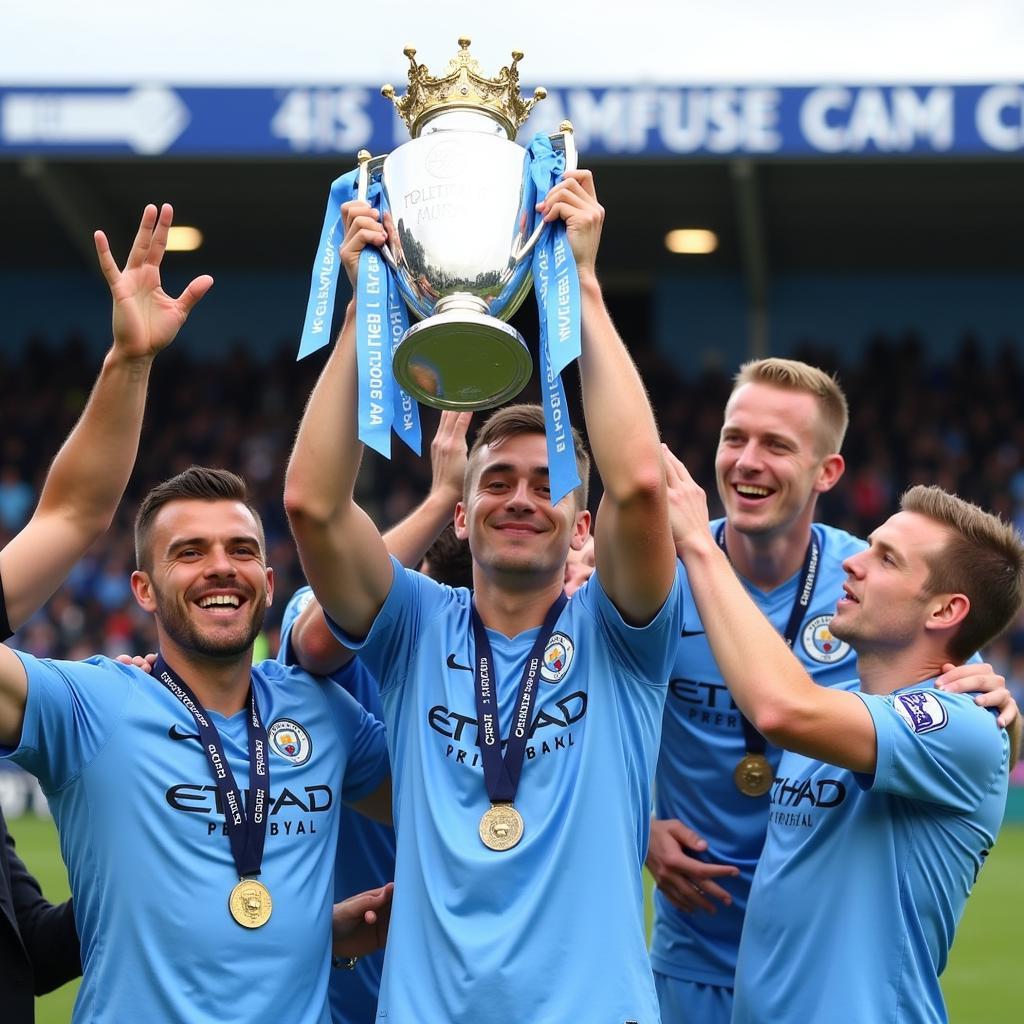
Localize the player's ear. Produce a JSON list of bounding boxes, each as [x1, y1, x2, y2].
[[131, 570, 157, 613], [814, 453, 845, 494], [454, 501, 469, 541], [924, 592, 970, 634], [570, 509, 592, 550]]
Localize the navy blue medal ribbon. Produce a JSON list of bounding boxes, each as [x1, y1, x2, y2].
[[715, 523, 821, 759], [154, 656, 269, 879], [470, 593, 568, 805]]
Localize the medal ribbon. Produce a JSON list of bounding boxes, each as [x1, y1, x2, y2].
[[154, 656, 269, 878], [715, 524, 821, 756], [470, 593, 568, 803], [527, 133, 582, 507], [296, 167, 421, 458]]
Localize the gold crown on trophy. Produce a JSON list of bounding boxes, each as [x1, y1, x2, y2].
[[381, 36, 547, 139]]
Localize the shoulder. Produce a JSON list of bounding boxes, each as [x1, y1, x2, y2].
[[869, 685, 1004, 764], [253, 658, 318, 690], [397, 565, 471, 624], [383, 558, 467, 616], [20, 652, 137, 684], [280, 586, 315, 628], [251, 659, 311, 684], [889, 686, 996, 736], [862, 684, 1007, 809]]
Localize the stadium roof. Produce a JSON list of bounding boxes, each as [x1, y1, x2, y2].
[[2, 155, 1022, 292]]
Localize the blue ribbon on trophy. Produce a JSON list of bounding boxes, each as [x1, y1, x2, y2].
[[527, 133, 582, 505], [297, 170, 422, 458], [299, 41, 581, 489]]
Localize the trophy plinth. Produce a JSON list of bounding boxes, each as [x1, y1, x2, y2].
[[395, 300, 532, 410], [361, 39, 575, 411]]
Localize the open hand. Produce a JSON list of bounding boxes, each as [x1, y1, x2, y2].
[[332, 882, 393, 958], [646, 818, 740, 915], [95, 204, 213, 362], [429, 411, 473, 509]]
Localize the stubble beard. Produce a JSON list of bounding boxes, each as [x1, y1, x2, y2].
[[154, 584, 267, 661]]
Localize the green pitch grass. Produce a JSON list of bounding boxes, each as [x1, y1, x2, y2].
[[8, 814, 1023, 1023]]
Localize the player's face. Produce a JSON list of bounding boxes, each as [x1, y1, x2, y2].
[[831, 511, 948, 650], [715, 383, 840, 540], [134, 499, 273, 659], [456, 432, 590, 583]]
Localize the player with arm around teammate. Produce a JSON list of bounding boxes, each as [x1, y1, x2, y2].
[[669, 447, 1023, 1024], [647, 358, 1017, 1024]]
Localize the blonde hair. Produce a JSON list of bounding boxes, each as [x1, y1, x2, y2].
[[901, 485, 1024, 663], [733, 358, 849, 455]]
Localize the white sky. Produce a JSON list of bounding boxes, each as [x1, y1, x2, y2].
[[2, 1, 1022, 85]]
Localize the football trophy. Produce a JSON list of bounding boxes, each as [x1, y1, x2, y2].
[[358, 37, 576, 410]]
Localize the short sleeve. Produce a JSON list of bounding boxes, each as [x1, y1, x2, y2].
[[571, 567, 684, 687], [325, 556, 457, 695], [326, 684, 389, 804], [277, 586, 316, 666], [1, 654, 134, 793], [858, 688, 1007, 813]]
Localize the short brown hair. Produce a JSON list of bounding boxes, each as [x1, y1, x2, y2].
[[466, 404, 591, 509], [422, 524, 473, 589], [134, 466, 266, 572], [901, 485, 1024, 663], [733, 358, 849, 455]]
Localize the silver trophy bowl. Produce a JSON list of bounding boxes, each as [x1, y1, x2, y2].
[[359, 109, 576, 411]]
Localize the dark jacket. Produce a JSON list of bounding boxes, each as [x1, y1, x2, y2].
[[1, 803, 82, 1022], [1, 574, 81, 1019]]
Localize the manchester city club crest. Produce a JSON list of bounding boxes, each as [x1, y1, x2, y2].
[[269, 719, 312, 765], [540, 632, 574, 682], [801, 614, 851, 664]]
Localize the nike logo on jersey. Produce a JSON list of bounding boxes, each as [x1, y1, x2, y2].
[[679, 628, 705, 638], [168, 724, 201, 743], [446, 653, 472, 672]]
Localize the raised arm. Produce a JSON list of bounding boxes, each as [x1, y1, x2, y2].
[[0, 636, 32, 745], [539, 171, 675, 624], [663, 444, 878, 773], [284, 202, 396, 640], [0, 204, 212, 631], [382, 410, 471, 567], [288, 410, 471, 675]]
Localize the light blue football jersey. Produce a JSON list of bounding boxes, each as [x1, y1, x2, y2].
[[330, 557, 683, 1024], [651, 521, 865, 989], [278, 586, 396, 1024], [2, 653, 388, 1024], [733, 682, 1009, 1023]]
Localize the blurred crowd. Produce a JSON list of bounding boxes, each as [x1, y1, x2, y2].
[[2, 324, 1023, 744]]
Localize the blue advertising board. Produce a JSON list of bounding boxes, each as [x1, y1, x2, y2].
[[0, 83, 1022, 157]]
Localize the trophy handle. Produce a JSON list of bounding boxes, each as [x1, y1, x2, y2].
[[512, 121, 578, 263], [356, 149, 400, 273]]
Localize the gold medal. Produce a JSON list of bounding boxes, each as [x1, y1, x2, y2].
[[734, 753, 773, 798], [229, 878, 273, 928], [479, 803, 524, 851]]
